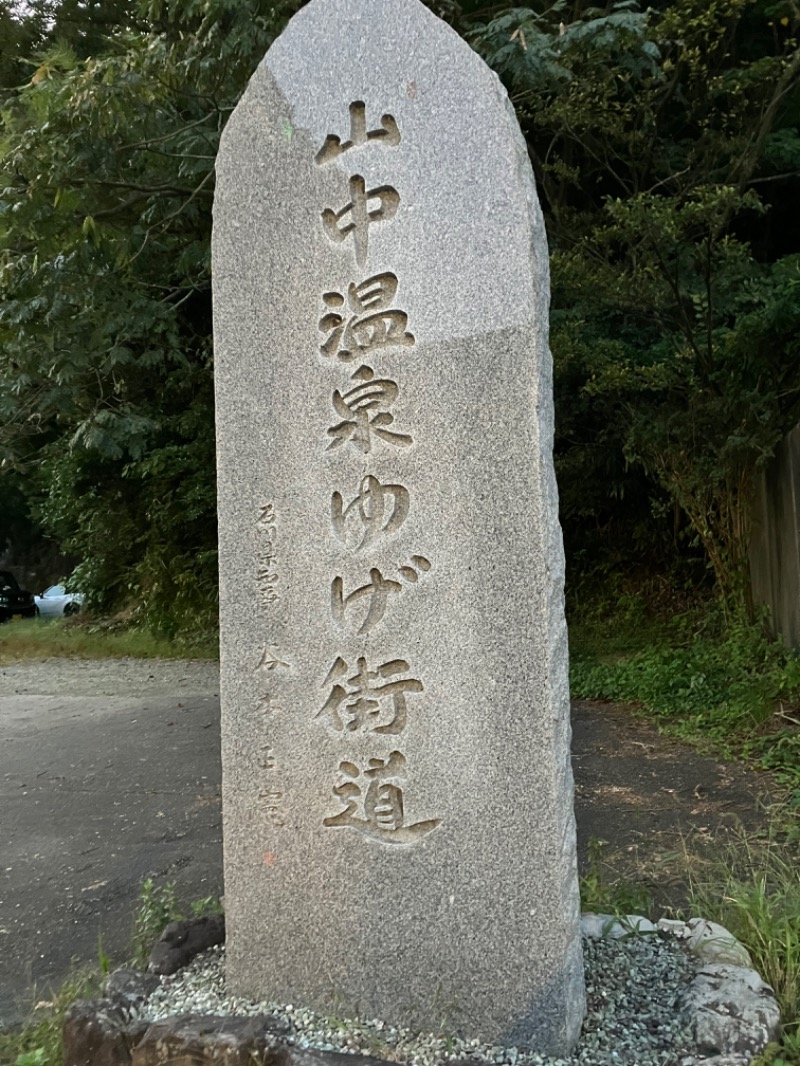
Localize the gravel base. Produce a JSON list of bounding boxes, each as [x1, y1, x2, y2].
[[140, 937, 698, 1066]]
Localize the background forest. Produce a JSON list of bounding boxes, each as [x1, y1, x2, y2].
[[6, 9, 800, 1061], [2, 0, 800, 636]]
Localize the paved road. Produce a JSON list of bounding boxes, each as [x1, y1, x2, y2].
[[0, 660, 222, 1028], [0, 660, 775, 1029]]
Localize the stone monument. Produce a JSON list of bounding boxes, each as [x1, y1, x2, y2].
[[212, 0, 585, 1053]]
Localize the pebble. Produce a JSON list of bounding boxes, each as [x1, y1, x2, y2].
[[139, 935, 697, 1066]]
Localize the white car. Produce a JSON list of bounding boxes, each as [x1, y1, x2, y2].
[[35, 584, 84, 619]]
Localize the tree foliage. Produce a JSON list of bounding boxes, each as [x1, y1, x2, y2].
[[472, 0, 800, 615], [0, 0, 300, 629], [2, 0, 800, 628]]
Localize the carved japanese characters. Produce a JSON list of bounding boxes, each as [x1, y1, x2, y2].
[[213, 0, 585, 1050]]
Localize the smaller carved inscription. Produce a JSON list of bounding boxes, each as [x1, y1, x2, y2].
[[321, 175, 399, 268], [259, 745, 277, 770], [256, 690, 284, 716], [319, 273, 415, 361], [323, 751, 441, 844], [332, 474, 410, 551], [327, 364, 412, 454], [256, 503, 279, 609], [256, 646, 291, 672], [331, 555, 431, 634], [315, 101, 401, 166], [317, 655, 423, 734], [258, 787, 287, 829]]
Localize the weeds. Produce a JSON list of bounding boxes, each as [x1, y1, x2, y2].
[[0, 970, 101, 1066], [131, 879, 182, 969], [130, 879, 223, 968], [579, 838, 654, 918], [687, 824, 800, 1061], [0, 880, 223, 1066]]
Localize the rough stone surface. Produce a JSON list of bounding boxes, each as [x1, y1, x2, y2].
[[62, 998, 146, 1066], [132, 1014, 279, 1066], [148, 915, 226, 976], [686, 964, 781, 1056], [212, 0, 583, 1053], [580, 914, 657, 939], [131, 1014, 387, 1066], [685, 919, 753, 967], [106, 969, 161, 1014]]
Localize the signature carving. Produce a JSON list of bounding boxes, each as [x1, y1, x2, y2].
[[256, 503, 279, 608], [258, 787, 287, 829], [256, 646, 291, 672]]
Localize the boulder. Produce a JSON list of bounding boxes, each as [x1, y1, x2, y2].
[[686, 964, 781, 1056], [132, 1014, 279, 1066], [581, 913, 657, 938], [105, 968, 161, 1016], [63, 998, 148, 1066], [131, 1014, 391, 1066], [685, 919, 753, 967], [148, 914, 225, 975]]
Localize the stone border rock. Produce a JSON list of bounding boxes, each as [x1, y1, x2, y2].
[[147, 914, 226, 976], [581, 914, 781, 1061], [62, 914, 782, 1066]]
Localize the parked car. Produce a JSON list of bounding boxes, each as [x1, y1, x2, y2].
[[0, 570, 37, 622], [35, 584, 84, 619]]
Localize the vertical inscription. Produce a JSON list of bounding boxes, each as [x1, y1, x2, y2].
[[256, 503, 279, 609], [312, 101, 441, 844], [253, 634, 290, 830]]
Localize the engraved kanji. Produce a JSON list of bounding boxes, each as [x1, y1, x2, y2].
[[315, 101, 401, 165], [259, 745, 277, 770], [321, 175, 399, 267], [323, 751, 441, 844], [256, 690, 283, 715], [258, 788, 287, 828], [319, 273, 415, 362], [332, 474, 409, 551], [257, 503, 276, 528], [327, 364, 412, 453], [317, 656, 423, 734], [256, 646, 290, 672], [331, 555, 430, 634]]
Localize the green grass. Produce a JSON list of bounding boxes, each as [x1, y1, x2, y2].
[[570, 593, 800, 1062], [0, 618, 218, 665], [570, 602, 800, 802]]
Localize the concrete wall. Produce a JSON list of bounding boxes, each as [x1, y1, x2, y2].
[[750, 425, 800, 647]]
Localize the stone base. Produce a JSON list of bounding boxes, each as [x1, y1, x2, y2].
[[63, 1008, 388, 1066]]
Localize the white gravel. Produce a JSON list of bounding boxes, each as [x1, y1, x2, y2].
[[140, 938, 699, 1066]]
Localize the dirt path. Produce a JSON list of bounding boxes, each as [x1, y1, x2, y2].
[[572, 699, 779, 911], [0, 658, 779, 1028]]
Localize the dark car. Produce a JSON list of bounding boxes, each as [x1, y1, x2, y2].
[[0, 570, 37, 622]]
